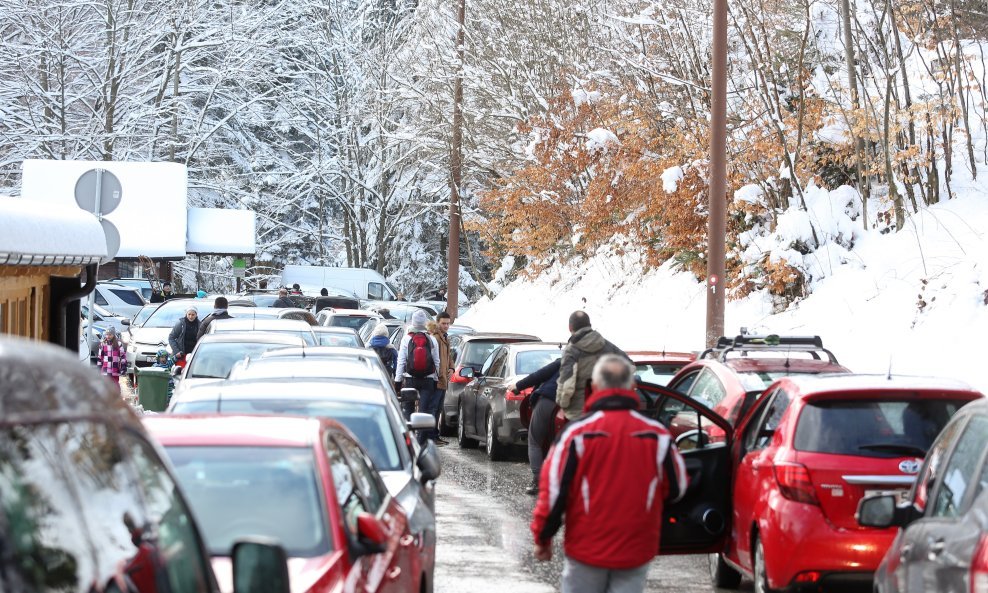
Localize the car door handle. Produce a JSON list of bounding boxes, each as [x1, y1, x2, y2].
[[900, 543, 913, 562], [928, 539, 946, 560], [387, 566, 402, 580]]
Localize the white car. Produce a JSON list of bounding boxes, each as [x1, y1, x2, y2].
[[174, 332, 306, 399], [316, 308, 381, 331], [208, 318, 318, 345], [94, 282, 147, 318]]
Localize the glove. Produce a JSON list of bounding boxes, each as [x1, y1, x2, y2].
[[394, 382, 402, 394], [510, 385, 521, 395]]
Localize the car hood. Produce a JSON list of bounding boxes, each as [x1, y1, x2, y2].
[[381, 469, 435, 535], [211, 552, 345, 593], [129, 327, 171, 346]]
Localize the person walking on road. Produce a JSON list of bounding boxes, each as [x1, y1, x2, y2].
[[395, 309, 442, 444], [531, 355, 689, 593], [511, 357, 560, 495], [271, 288, 295, 308], [97, 327, 127, 385], [168, 307, 201, 361], [370, 324, 398, 377], [196, 297, 232, 340], [557, 311, 627, 420], [429, 311, 454, 446]]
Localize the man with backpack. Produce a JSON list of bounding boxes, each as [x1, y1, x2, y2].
[[395, 309, 442, 445]]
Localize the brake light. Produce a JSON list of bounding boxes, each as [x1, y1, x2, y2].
[[507, 387, 532, 401], [971, 534, 988, 593], [793, 571, 821, 584], [774, 462, 819, 505], [450, 367, 472, 384]]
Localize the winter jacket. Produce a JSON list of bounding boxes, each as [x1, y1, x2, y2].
[[370, 335, 398, 377], [168, 318, 200, 357], [196, 310, 232, 341], [557, 327, 628, 419], [430, 327, 452, 390], [271, 297, 295, 308], [395, 329, 441, 382], [97, 341, 127, 377], [515, 359, 560, 405], [530, 387, 688, 570]]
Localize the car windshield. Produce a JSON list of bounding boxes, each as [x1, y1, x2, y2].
[[165, 446, 330, 557], [144, 302, 216, 328], [187, 342, 297, 379], [329, 315, 373, 330], [109, 287, 146, 306], [515, 349, 561, 375], [794, 398, 970, 458], [317, 333, 362, 348], [176, 400, 401, 471], [132, 306, 156, 327], [635, 363, 688, 387], [737, 370, 826, 391]]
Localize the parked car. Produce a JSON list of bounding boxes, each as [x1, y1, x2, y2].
[[456, 342, 565, 460], [654, 335, 851, 443], [282, 264, 399, 300], [146, 414, 430, 593], [126, 298, 217, 377], [447, 324, 475, 338], [110, 277, 154, 300], [629, 350, 696, 387], [441, 332, 541, 436], [317, 308, 382, 330], [858, 398, 988, 593], [95, 281, 148, 317], [358, 317, 404, 345], [175, 332, 306, 397], [167, 371, 440, 593], [130, 303, 159, 328], [699, 374, 983, 592], [0, 336, 290, 593], [313, 325, 365, 348], [208, 317, 318, 345]]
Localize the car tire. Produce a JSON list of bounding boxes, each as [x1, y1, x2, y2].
[[457, 402, 477, 449], [439, 408, 455, 437], [708, 553, 742, 589], [753, 535, 779, 593], [485, 410, 507, 461]]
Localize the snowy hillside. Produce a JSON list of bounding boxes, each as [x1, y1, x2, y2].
[[461, 185, 988, 393]]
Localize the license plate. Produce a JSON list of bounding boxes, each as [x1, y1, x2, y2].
[[145, 356, 156, 363]]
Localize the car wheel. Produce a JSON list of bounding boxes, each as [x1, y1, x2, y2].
[[438, 408, 455, 437], [457, 402, 477, 449], [753, 535, 778, 593], [485, 410, 507, 461], [708, 553, 742, 589]]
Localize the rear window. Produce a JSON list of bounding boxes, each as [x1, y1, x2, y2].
[[330, 315, 372, 330], [515, 349, 561, 375], [110, 288, 146, 306], [794, 398, 969, 458], [635, 363, 687, 387], [464, 341, 515, 367]]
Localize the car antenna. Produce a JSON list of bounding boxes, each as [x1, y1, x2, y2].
[[887, 354, 893, 380]]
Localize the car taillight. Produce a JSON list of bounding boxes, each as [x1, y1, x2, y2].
[[774, 462, 819, 505], [507, 387, 532, 401], [450, 367, 472, 384], [971, 534, 988, 593]]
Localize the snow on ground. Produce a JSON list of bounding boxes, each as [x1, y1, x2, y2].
[[460, 193, 988, 394]]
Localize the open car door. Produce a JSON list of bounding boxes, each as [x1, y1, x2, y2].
[[637, 382, 733, 554]]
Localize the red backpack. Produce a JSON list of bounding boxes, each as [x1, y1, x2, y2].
[[406, 332, 435, 378]]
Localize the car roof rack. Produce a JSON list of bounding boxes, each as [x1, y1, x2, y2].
[[699, 334, 839, 365]]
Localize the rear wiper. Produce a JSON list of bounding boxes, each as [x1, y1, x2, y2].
[[858, 443, 927, 457]]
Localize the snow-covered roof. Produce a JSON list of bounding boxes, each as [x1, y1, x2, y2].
[[0, 197, 106, 266], [186, 208, 256, 255]]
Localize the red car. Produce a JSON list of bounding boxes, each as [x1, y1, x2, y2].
[[655, 335, 850, 444], [703, 374, 984, 592], [145, 415, 423, 593]]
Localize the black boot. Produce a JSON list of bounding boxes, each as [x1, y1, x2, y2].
[[525, 478, 539, 496]]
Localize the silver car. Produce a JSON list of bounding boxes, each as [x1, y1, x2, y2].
[[168, 364, 440, 593], [175, 332, 306, 397]]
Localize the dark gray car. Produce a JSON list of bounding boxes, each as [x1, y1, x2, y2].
[[441, 332, 540, 435], [859, 398, 988, 593], [456, 342, 563, 460]]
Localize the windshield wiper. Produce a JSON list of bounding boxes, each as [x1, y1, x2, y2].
[[858, 443, 927, 457], [189, 373, 226, 379]]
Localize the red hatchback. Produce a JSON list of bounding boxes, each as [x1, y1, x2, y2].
[[145, 415, 423, 593], [709, 375, 984, 592]]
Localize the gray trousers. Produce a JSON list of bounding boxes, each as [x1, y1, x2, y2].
[[528, 397, 556, 480], [562, 556, 650, 593]]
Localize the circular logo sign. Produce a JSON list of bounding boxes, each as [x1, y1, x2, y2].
[[899, 459, 922, 474]]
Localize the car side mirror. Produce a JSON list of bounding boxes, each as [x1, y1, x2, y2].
[[121, 318, 130, 326], [231, 539, 290, 593], [399, 388, 419, 403], [417, 440, 442, 482], [460, 367, 476, 379], [408, 412, 435, 432], [857, 494, 902, 529], [356, 512, 389, 554]]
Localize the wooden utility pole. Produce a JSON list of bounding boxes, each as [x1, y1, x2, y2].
[[840, 0, 868, 228], [447, 0, 465, 320], [705, 0, 728, 347]]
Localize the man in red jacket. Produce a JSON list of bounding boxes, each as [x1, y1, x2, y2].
[[530, 354, 688, 593]]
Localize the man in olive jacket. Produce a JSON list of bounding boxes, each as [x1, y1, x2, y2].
[[557, 311, 628, 420]]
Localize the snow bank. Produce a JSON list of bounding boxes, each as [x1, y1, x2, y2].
[[460, 191, 988, 394]]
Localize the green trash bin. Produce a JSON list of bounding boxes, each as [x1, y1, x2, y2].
[[136, 367, 171, 412]]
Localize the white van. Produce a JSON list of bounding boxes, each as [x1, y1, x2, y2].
[[281, 265, 398, 301]]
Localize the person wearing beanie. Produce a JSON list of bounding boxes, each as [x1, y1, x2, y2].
[[369, 323, 398, 377], [196, 296, 233, 341], [396, 309, 442, 444]]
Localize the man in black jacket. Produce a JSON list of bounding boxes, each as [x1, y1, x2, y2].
[[196, 297, 232, 340], [513, 358, 561, 495]]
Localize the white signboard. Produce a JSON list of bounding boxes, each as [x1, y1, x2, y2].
[[21, 159, 188, 259], [187, 208, 257, 255]]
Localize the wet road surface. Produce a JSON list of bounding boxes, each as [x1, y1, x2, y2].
[[434, 445, 751, 593]]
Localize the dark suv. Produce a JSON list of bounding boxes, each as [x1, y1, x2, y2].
[[0, 337, 290, 593]]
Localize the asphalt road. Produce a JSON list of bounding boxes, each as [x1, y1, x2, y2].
[[433, 444, 751, 593]]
